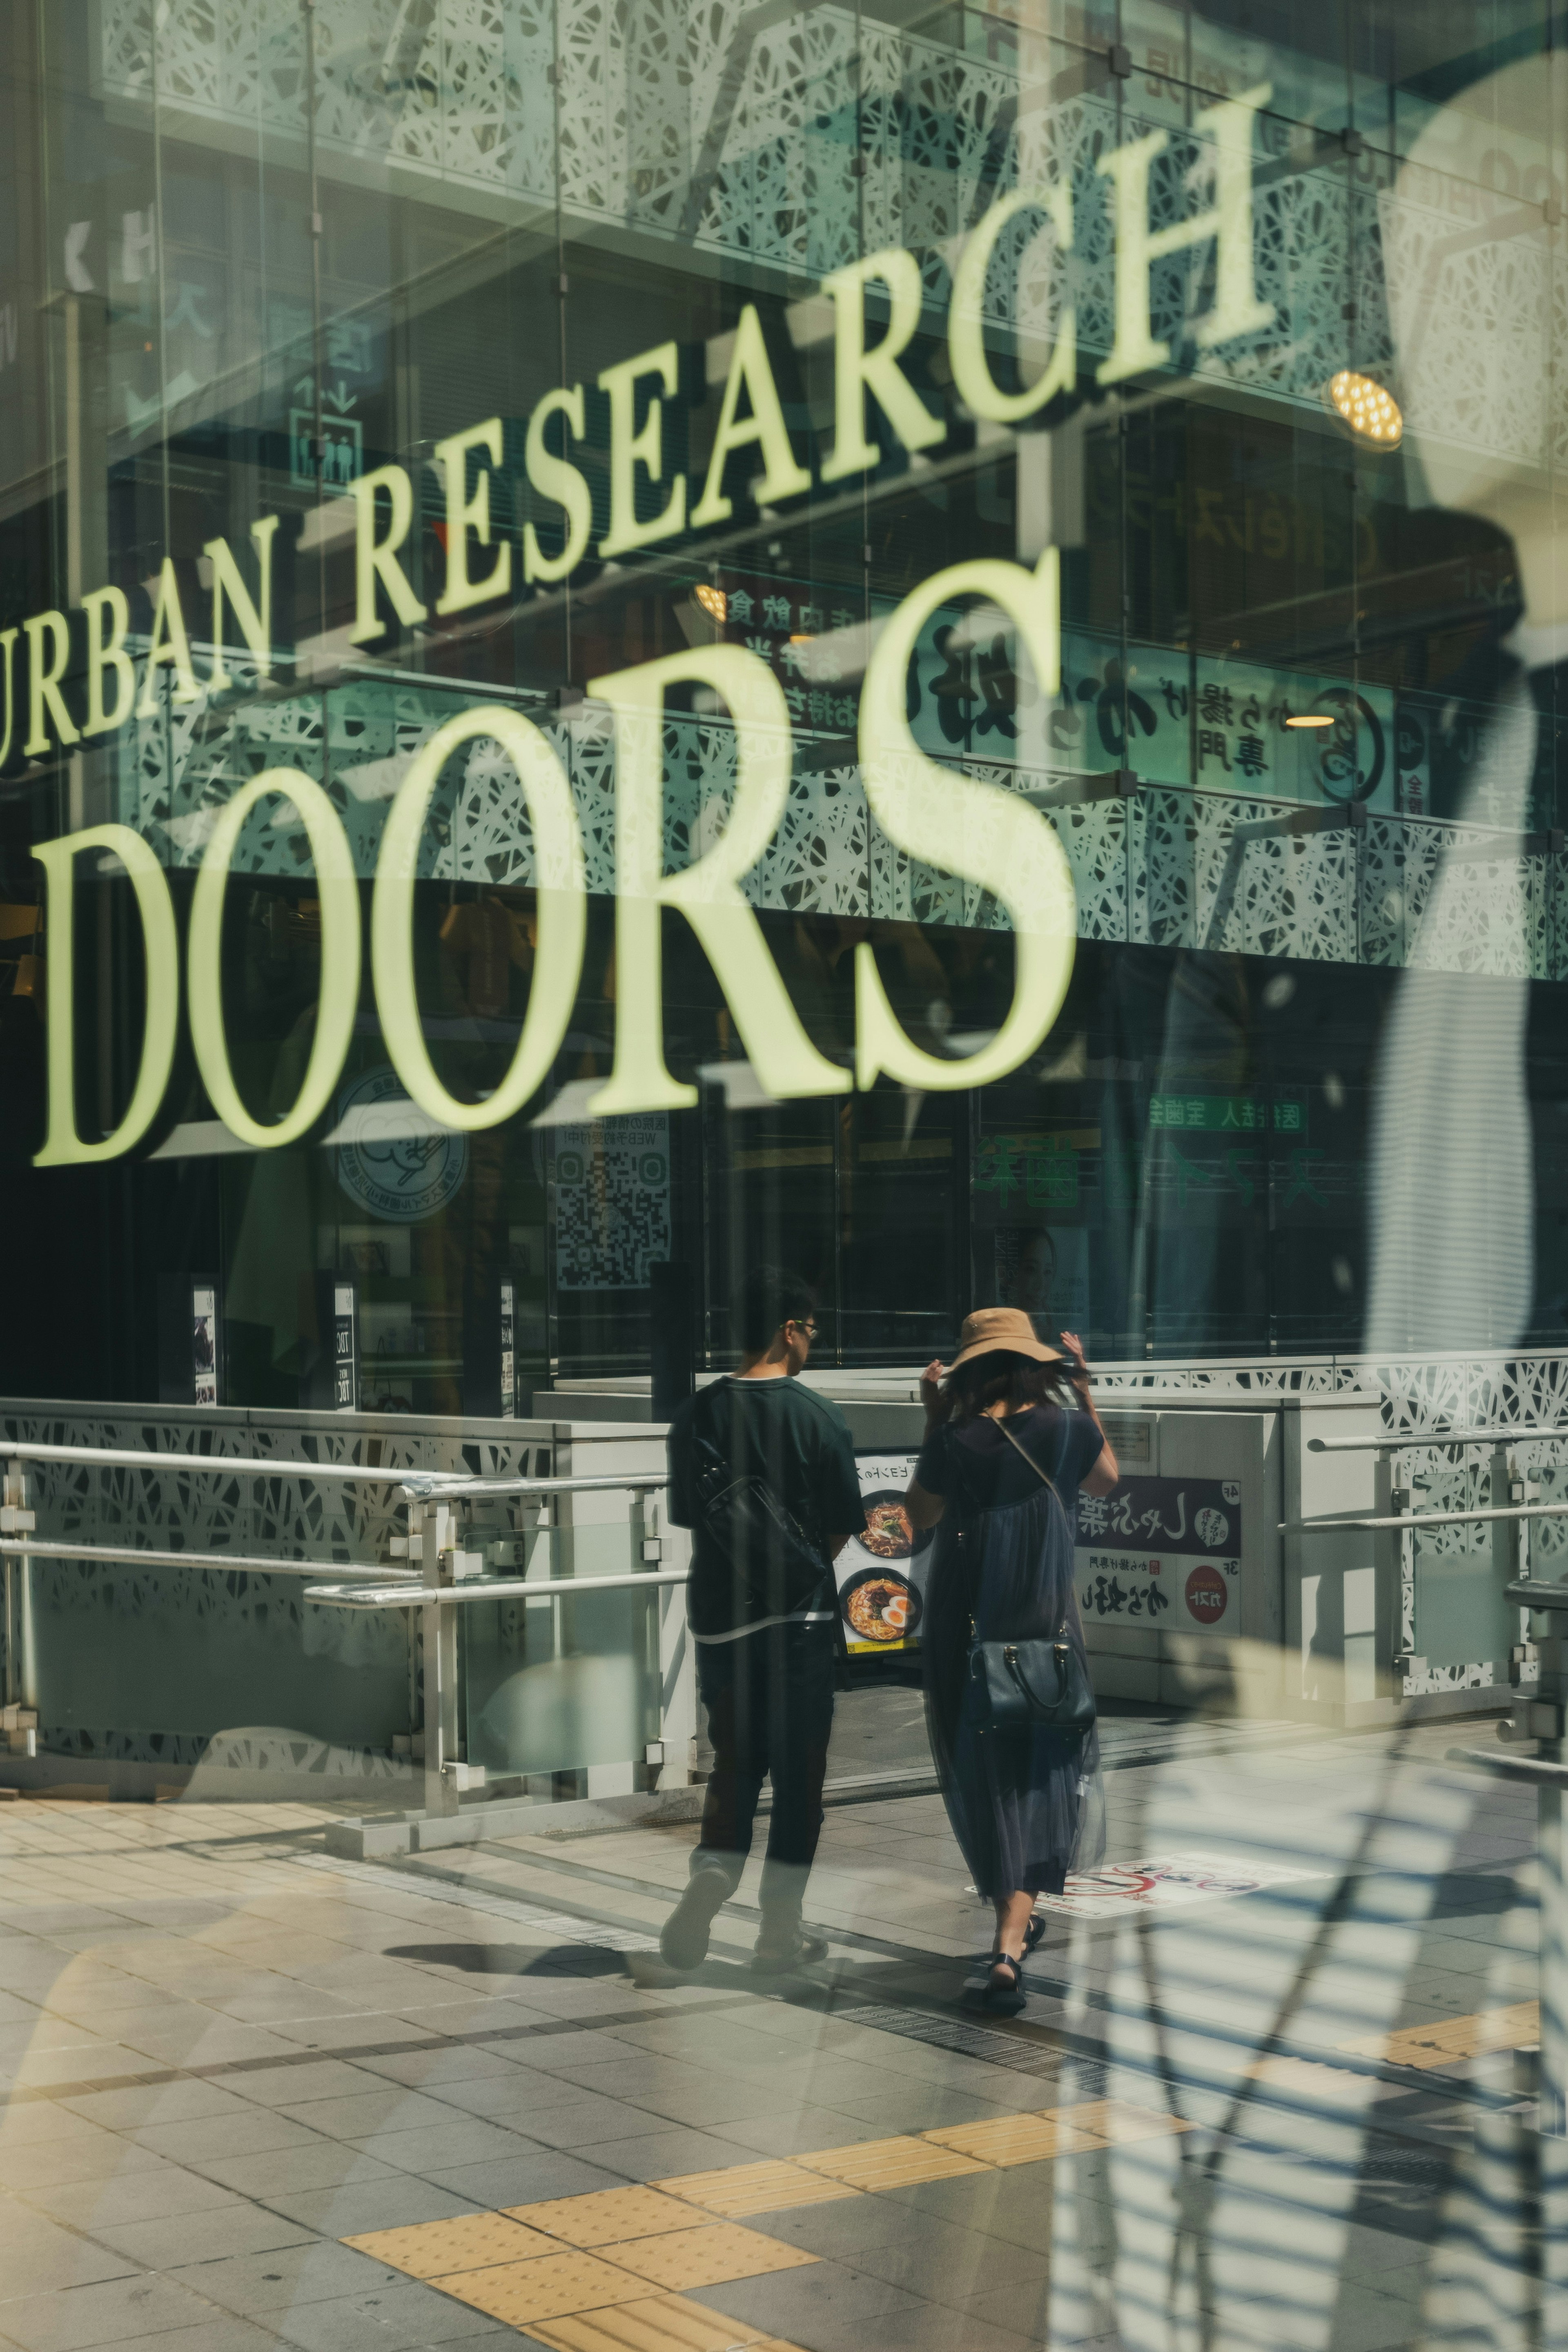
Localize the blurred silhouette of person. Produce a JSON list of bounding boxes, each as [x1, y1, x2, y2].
[[662, 1267, 863, 1974]]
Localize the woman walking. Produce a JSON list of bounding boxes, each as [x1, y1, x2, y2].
[[906, 1307, 1118, 2013]]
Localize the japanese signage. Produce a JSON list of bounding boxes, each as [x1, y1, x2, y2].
[[1075, 1474, 1243, 1637], [1148, 1094, 1306, 1140]]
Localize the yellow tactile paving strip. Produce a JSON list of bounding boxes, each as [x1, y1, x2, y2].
[[342, 2212, 557, 2276], [526, 2300, 802, 2352], [1339, 2000, 1540, 2072], [434, 2250, 654, 2328], [509, 2187, 709, 2250], [597, 2223, 817, 2292], [347, 2085, 1189, 2344], [653, 2160, 860, 2218], [925, 2109, 1105, 2165], [794, 2132, 988, 2190], [1072, 2097, 1193, 2147]]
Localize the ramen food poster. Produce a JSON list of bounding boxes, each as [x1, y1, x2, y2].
[[838, 1454, 933, 1653], [1074, 1474, 1243, 1637]]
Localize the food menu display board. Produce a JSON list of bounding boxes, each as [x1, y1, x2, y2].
[[836, 1453, 934, 1655]]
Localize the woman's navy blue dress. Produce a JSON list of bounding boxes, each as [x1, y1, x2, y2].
[[918, 1402, 1107, 1899]]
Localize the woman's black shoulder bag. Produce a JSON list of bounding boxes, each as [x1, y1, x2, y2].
[[968, 1416, 1097, 1738]]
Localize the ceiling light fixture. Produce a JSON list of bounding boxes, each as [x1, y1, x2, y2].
[[693, 583, 726, 621], [1285, 714, 1336, 728], [1324, 369, 1403, 446]]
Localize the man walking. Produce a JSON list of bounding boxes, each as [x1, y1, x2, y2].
[[662, 1266, 864, 1973]]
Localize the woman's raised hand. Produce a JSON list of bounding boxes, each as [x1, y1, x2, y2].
[[919, 1358, 950, 1423], [1059, 1331, 1091, 1387]]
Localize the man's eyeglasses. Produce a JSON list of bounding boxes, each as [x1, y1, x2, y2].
[[786, 1319, 819, 1341]]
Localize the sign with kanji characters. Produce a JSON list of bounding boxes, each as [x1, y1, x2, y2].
[[1147, 1093, 1306, 1139], [1074, 1474, 1242, 1637]]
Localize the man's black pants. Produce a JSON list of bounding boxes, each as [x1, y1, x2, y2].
[[690, 1620, 836, 1893]]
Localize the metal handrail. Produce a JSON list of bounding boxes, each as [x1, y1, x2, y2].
[[401, 1472, 668, 1501], [1307, 1426, 1568, 1454], [4, 1539, 412, 1582], [306, 1566, 688, 1609], [1284, 1500, 1568, 1535], [0, 1439, 463, 1482]]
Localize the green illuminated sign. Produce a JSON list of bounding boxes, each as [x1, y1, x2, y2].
[[1148, 1094, 1307, 1137]]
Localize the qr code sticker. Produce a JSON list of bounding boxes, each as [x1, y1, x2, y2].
[[554, 1116, 672, 1290]]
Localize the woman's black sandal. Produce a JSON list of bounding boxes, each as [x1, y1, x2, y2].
[[984, 1951, 1026, 2015], [1023, 1913, 1047, 1960]]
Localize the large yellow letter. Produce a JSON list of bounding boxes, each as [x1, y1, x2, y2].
[[0, 628, 18, 764], [349, 463, 428, 643], [820, 247, 944, 483], [1097, 83, 1275, 385], [81, 587, 136, 737], [372, 706, 586, 1129], [135, 560, 200, 715], [523, 387, 593, 584], [949, 186, 1075, 424], [598, 343, 686, 557], [205, 517, 280, 692], [690, 306, 811, 528], [587, 646, 850, 1116], [24, 612, 81, 755], [188, 771, 360, 1148], [33, 825, 178, 1166], [434, 418, 512, 616], [855, 550, 1076, 1090]]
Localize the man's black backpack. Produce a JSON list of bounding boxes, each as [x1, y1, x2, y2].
[[688, 1383, 833, 1629]]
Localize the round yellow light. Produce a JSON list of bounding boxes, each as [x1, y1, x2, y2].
[[693, 582, 726, 621], [1325, 370, 1403, 447], [1285, 714, 1336, 728]]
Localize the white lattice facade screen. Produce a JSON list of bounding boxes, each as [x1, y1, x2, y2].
[[95, 0, 1410, 424], [121, 669, 1568, 983]]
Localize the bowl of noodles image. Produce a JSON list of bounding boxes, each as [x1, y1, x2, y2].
[[858, 1488, 932, 1563], [840, 1566, 923, 1646]]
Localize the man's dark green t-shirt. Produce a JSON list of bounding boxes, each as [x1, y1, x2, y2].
[[666, 1376, 864, 1639]]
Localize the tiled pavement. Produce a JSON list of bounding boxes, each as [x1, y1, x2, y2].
[[0, 1721, 1549, 2351]]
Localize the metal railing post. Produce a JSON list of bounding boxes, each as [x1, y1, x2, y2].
[[1, 1465, 33, 1715]]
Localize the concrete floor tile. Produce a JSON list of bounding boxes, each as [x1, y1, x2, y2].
[[850, 2212, 1051, 2307], [420, 2153, 633, 2210], [192, 2144, 400, 2199], [86, 2203, 318, 2271], [255, 2180, 484, 2240], [264, 2277, 510, 2350], [273, 2090, 461, 2143], [703, 2111, 898, 2161], [347, 2119, 543, 2174], [0, 2271, 213, 2351], [229, 2064, 397, 2112], [563, 2128, 771, 2185], [502, 2097, 673, 2153], [165, 2242, 403, 2317], [109, 2323, 285, 2352], [0, 2215, 138, 2299], [132, 2114, 328, 2164], [336, 2049, 501, 2092], [783, 2302, 1036, 2352], [687, 2258, 922, 2335], [0, 2135, 174, 2193], [18, 2167, 238, 2231], [57, 2080, 258, 2131]]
